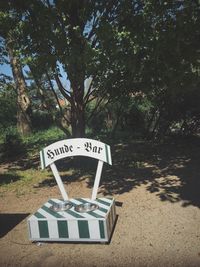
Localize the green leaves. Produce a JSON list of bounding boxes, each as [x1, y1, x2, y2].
[[0, 0, 199, 137]]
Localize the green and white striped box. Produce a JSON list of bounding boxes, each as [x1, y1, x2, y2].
[[28, 197, 116, 243]]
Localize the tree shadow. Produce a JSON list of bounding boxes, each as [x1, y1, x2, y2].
[[95, 136, 200, 208], [1, 134, 200, 208], [0, 173, 22, 186], [0, 213, 29, 238], [28, 136, 200, 208], [145, 136, 200, 207], [34, 156, 96, 188]]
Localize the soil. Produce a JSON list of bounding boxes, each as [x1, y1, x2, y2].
[[1, 137, 200, 267]]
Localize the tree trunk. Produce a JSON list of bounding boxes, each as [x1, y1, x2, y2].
[[7, 40, 32, 136], [111, 103, 123, 139], [67, 3, 86, 138], [71, 87, 85, 138]]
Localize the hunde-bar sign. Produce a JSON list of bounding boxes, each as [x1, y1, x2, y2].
[[28, 138, 116, 243], [40, 138, 112, 169]]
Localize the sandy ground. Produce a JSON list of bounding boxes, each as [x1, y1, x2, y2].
[[1, 138, 200, 267], [0, 182, 200, 267]]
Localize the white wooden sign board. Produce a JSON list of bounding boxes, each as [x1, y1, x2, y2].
[[40, 138, 112, 200]]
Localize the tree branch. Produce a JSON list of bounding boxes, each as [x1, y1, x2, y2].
[[87, 95, 110, 122], [54, 74, 72, 104], [86, 12, 99, 41], [83, 76, 96, 105], [46, 72, 70, 124]]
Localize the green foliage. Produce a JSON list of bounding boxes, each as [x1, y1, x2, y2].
[[0, 1, 199, 139], [23, 126, 66, 151], [31, 110, 54, 130], [86, 99, 107, 135], [0, 83, 17, 130], [3, 126, 24, 156], [0, 126, 66, 161]]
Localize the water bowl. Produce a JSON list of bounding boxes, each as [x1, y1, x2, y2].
[[74, 202, 99, 213], [50, 201, 73, 212]]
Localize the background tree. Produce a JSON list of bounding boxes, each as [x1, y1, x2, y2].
[[140, 1, 200, 138], [0, 0, 199, 139], [0, 6, 32, 135], [12, 0, 142, 137], [0, 77, 17, 129]]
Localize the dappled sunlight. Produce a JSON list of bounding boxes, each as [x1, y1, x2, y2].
[[96, 137, 200, 208], [147, 175, 182, 203], [1, 135, 200, 208]]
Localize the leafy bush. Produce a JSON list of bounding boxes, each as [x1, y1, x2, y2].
[[0, 84, 17, 131], [23, 126, 66, 150], [31, 110, 54, 130], [86, 100, 108, 135], [3, 127, 24, 156]]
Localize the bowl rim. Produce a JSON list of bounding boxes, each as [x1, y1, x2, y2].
[[50, 201, 73, 211], [74, 202, 99, 213]]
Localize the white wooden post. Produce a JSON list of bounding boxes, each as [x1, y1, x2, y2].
[[50, 163, 68, 201], [91, 160, 104, 200]]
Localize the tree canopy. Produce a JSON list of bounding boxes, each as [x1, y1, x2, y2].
[[0, 0, 199, 138]]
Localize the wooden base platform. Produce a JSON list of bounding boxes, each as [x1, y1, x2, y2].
[[27, 198, 116, 243]]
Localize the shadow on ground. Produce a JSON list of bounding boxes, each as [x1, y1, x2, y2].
[[33, 157, 96, 188], [0, 173, 22, 186], [0, 213, 29, 238], [1, 136, 200, 208], [98, 136, 200, 208]]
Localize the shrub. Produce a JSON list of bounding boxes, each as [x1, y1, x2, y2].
[[3, 127, 24, 156], [31, 111, 54, 130]]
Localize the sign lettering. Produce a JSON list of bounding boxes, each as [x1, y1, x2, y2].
[[46, 142, 103, 161], [84, 142, 103, 154], [40, 138, 112, 169], [47, 145, 73, 160]]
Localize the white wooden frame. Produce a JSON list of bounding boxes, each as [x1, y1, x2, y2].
[[40, 138, 112, 201]]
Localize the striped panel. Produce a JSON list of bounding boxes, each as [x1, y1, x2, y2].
[[28, 220, 40, 239], [99, 220, 105, 239], [28, 198, 116, 242], [78, 221, 90, 238], [68, 220, 79, 239], [29, 219, 106, 240], [88, 220, 102, 239], [37, 207, 62, 220], [38, 221, 49, 238], [32, 198, 113, 220], [34, 212, 46, 219], [96, 198, 112, 207], [48, 220, 59, 238], [58, 220, 68, 238]]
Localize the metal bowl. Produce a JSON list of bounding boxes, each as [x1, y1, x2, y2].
[[74, 203, 99, 213], [50, 201, 73, 212]]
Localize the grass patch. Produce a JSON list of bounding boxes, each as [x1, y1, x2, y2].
[[0, 169, 52, 197], [0, 126, 93, 197]]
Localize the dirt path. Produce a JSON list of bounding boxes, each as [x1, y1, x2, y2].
[[1, 137, 200, 266], [0, 181, 200, 267]]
